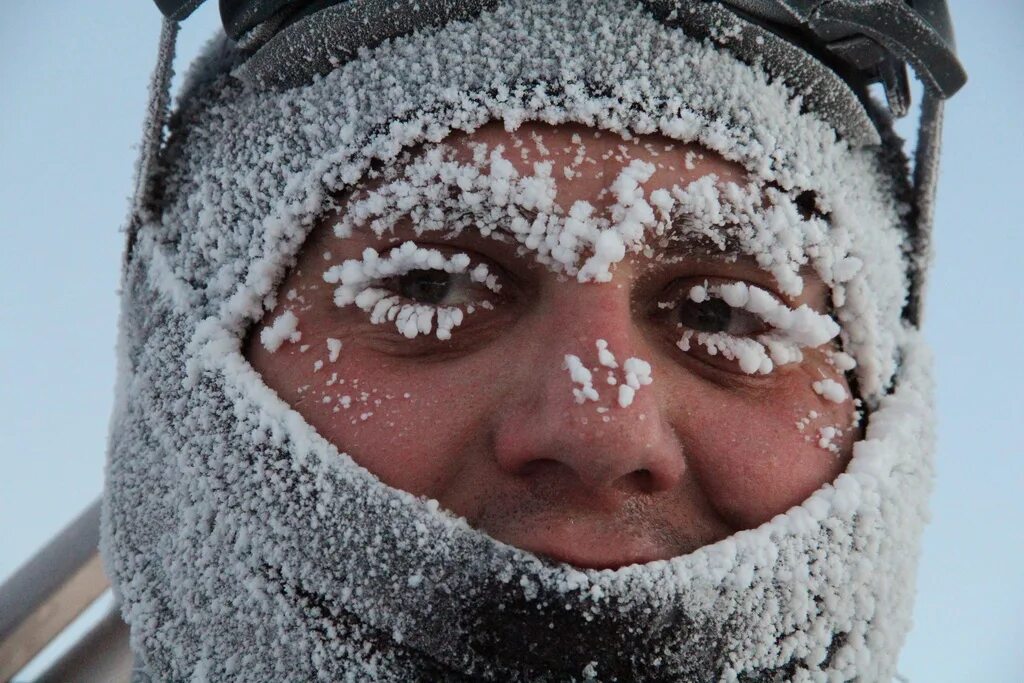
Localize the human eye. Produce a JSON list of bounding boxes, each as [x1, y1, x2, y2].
[[389, 268, 481, 307], [673, 285, 768, 337], [323, 240, 504, 341], [655, 278, 840, 376]]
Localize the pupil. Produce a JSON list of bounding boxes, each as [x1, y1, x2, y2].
[[398, 269, 452, 304], [678, 298, 732, 332]]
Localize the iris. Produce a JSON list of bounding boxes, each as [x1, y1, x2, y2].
[[397, 269, 454, 305], [678, 297, 734, 333]]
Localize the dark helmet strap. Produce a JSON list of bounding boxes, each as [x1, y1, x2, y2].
[[125, 16, 179, 266], [905, 89, 945, 326]]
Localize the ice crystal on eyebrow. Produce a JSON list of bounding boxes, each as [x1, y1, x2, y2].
[[259, 310, 301, 352], [334, 147, 669, 285], [564, 354, 599, 404]]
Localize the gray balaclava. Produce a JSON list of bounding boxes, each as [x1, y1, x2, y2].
[[102, 1, 941, 680]]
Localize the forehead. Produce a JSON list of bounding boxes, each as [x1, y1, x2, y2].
[[438, 121, 750, 210], [324, 119, 830, 300]]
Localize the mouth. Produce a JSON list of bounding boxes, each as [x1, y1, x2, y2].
[[484, 517, 693, 570]]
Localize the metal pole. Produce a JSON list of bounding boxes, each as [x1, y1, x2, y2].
[[0, 500, 110, 682]]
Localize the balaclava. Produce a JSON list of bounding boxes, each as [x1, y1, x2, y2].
[[102, 0, 948, 680]]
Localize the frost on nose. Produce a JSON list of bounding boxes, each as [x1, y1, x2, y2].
[[564, 340, 652, 410]]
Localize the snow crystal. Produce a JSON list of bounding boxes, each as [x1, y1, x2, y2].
[[326, 337, 343, 362], [324, 241, 496, 340], [564, 354, 599, 404], [622, 357, 653, 390], [829, 350, 858, 372], [258, 310, 300, 352], [616, 384, 636, 408], [817, 425, 841, 453], [813, 378, 849, 403], [595, 339, 618, 369], [615, 357, 652, 408]]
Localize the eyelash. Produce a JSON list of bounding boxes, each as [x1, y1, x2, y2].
[[323, 242, 501, 340], [325, 242, 840, 377], [662, 281, 840, 376]]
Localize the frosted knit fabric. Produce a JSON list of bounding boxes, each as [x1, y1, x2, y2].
[[102, 1, 933, 680]]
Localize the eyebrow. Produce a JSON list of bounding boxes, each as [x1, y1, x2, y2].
[[657, 214, 744, 258], [346, 207, 751, 269]]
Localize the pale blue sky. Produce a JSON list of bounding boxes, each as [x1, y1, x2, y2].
[[1, 2, 1020, 680]]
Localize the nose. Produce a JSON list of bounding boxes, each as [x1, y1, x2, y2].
[[492, 281, 685, 502]]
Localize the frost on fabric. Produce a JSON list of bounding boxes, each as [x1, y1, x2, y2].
[[102, 0, 929, 681]]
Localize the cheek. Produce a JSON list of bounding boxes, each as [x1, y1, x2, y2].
[[249, 318, 499, 500], [321, 354, 491, 496], [677, 372, 855, 529]]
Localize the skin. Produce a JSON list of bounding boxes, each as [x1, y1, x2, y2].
[[246, 122, 858, 570]]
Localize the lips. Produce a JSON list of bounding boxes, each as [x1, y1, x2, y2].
[[480, 515, 692, 570]]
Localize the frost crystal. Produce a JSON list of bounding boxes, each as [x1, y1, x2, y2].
[[326, 337, 343, 362], [676, 283, 842, 375], [564, 354, 599, 404], [324, 242, 497, 340], [813, 378, 849, 403], [596, 339, 618, 369], [259, 311, 300, 352]]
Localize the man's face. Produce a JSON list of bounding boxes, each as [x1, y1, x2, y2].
[[246, 122, 857, 569]]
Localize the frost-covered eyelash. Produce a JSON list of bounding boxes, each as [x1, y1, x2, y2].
[[322, 241, 500, 340], [674, 282, 842, 375], [689, 282, 839, 347]]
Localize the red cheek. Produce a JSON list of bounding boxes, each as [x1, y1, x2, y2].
[[262, 344, 496, 500], [677, 377, 853, 529]]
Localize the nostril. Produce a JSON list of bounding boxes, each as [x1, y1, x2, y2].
[[623, 468, 656, 494]]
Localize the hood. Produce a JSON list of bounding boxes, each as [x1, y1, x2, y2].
[[101, 1, 933, 680]]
